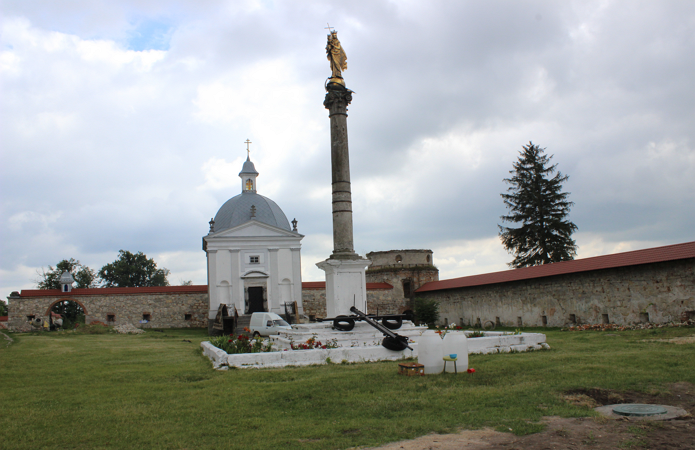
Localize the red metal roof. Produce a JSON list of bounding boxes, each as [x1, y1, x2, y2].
[[302, 281, 393, 290], [416, 241, 695, 293], [19, 285, 209, 298], [18, 281, 395, 297]]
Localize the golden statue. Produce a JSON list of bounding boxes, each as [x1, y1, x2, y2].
[[326, 29, 347, 85]]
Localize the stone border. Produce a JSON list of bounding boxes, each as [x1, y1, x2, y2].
[[465, 332, 550, 354], [201, 330, 549, 370]]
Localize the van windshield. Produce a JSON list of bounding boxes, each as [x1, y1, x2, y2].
[[273, 319, 289, 327]]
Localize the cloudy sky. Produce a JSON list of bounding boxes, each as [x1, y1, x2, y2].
[[2, 0, 694, 296]]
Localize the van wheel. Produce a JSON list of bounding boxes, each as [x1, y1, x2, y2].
[[253, 331, 261, 338]]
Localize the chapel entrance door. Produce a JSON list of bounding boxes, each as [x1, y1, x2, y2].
[[247, 287, 265, 313]]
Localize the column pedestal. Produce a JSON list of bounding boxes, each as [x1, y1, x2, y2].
[[317, 257, 371, 317]]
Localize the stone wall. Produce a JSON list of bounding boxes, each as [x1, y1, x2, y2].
[[8, 291, 208, 332], [367, 288, 406, 315], [366, 266, 439, 311], [419, 259, 695, 327], [302, 287, 326, 319], [302, 286, 401, 318], [366, 249, 433, 266]]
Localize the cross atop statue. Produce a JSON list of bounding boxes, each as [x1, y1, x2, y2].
[[244, 139, 252, 158]]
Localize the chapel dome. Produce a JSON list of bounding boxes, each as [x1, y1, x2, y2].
[[239, 158, 258, 175], [212, 192, 291, 233], [59, 271, 75, 285]]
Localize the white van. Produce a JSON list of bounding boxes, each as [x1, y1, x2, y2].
[[249, 312, 292, 337]]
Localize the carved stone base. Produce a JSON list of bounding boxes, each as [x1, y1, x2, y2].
[[317, 257, 371, 317]]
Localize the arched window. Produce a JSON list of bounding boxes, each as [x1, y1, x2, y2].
[[245, 179, 253, 191], [402, 279, 412, 298]]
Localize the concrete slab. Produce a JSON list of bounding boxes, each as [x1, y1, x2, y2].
[[595, 404, 690, 421]]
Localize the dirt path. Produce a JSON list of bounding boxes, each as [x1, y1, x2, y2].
[[362, 383, 694, 450]]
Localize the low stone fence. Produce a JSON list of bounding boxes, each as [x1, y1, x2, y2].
[[426, 259, 695, 328], [7, 286, 208, 332]]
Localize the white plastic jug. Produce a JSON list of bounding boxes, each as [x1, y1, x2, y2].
[[417, 330, 444, 374], [442, 332, 468, 373]]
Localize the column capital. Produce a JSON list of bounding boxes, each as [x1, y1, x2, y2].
[[324, 85, 352, 111]]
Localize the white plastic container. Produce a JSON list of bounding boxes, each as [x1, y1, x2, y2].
[[442, 332, 468, 373], [417, 330, 444, 374]]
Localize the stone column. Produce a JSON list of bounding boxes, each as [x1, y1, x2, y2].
[[317, 83, 371, 317], [291, 247, 304, 314], [268, 248, 279, 312], [324, 84, 358, 258], [206, 249, 218, 334], [229, 249, 241, 313]]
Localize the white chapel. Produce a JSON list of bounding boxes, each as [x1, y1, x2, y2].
[[204, 153, 304, 329]]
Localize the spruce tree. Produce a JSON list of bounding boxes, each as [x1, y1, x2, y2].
[[499, 142, 578, 268]]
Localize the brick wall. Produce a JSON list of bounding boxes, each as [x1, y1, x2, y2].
[[418, 259, 695, 327]]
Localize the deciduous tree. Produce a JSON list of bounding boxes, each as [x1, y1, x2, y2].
[[499, 142, 578, 268], [36, 258, 97, 289], [99, 250, 170, 287]]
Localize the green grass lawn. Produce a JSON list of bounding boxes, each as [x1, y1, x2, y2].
[[1, 325, 693, 450]]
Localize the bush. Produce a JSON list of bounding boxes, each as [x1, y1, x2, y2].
[[414, 298, 439, 326]]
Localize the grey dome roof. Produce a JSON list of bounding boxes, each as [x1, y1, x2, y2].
[[59, 271, 74, 284], [239, 157, 258, 175], [213, 192, 291, 232]]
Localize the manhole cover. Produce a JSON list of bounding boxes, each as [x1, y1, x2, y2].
[[612, 404, 668, 417]]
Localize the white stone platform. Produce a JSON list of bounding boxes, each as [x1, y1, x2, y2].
[[270, 321, 424, 349], [201, 323, 549, 370]]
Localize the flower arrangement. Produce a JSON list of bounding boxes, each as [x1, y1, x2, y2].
[[434, 323, 463, 338], [209, 333, 274, 354], [289, 335, 339, 350]]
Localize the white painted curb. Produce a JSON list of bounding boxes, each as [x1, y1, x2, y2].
[[201, 329, 549, 370]]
